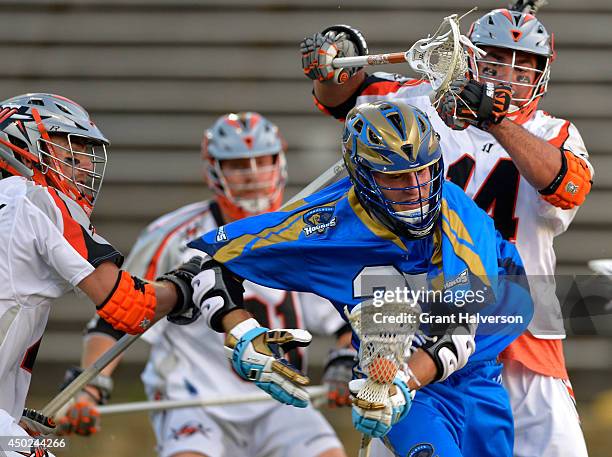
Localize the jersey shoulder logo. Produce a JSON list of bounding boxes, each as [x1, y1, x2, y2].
[[215, 225, 228, 242], [303, 206, 337, 236]]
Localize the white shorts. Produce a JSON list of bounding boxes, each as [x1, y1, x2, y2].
[[369, 438, 394, 457], [151, 403, 342, 457], [0, 409, 56, 457], [503, 360, 589, 457]]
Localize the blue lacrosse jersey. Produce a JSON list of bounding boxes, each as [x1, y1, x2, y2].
[[189, 177, 533, 366]]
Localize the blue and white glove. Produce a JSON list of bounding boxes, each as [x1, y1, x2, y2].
[[224, 318, 312, 407], [350, 371, 414, 438]]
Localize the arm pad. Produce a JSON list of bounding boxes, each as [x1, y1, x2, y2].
[[539, 150, 592, 209], [96, 271, 156, 334], [421, 324, 476, 382]]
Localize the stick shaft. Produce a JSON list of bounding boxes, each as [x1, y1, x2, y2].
[[0, 144, 34, 178], [284, 158, 345, 207], [358, 434, 372, 457], [98, 385, 328, 415], [333, 52, 408, 69], [41, 334, 140, 417]]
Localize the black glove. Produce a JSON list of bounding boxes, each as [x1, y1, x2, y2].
[[322, 347, 358, 407], [438, 79, 512, 131], [158, 256, 204, 325]]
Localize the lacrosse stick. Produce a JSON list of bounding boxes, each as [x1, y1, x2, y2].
[[42, 334, 140, 418], [332, 11, 485, 105], [345, 298, 421, 457], [0, 139, 34, 178], [40, 159, 347, 420], [97, 385, 327, 415]]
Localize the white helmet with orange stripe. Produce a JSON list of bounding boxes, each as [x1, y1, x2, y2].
[[468, 8, 554, 124], [0, 93, 109, 215], [202, 112, 287, 221]]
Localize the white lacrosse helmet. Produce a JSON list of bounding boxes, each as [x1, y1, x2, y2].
[[0, 93, 108, 215], [468, 9, 555, 123], [202, 112, 287, 220]]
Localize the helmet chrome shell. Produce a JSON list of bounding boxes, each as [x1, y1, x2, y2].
[[343, 101, 443, 239]]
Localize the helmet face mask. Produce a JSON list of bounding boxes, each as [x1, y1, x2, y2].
[[343, 101, 444, 239], [0, 93, 109, 215], [202, 112, 287, 220], [37, 133, 107, 208], [212, 153, 285, 216], [468, 9, 554, 122], [471, 46, 550, 119]]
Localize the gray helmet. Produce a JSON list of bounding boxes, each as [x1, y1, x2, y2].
[[202, 112, 287, 219], [204, 112, 285, 160], [468, 9, 554, 120], [0, 93, 109, 214], [469, 9, 554, 58]]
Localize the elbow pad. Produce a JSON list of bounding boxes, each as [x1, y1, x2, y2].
[[539, 150, 592, 210], [422, 324, 476, 382], [96, 271, 156, 334]]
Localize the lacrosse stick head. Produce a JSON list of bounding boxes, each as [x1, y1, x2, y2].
[[406, 13, 484, 106], [346, 299, 421, 406]]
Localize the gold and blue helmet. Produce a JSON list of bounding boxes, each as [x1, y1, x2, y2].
[[342, 101, 443, 239]]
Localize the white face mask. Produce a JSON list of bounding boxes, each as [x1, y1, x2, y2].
[[236, 196, 272, 215], [396, 204, 429, 225]]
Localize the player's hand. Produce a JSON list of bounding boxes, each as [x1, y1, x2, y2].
[[224, 318, 312, 407], [437, 79, 512, 131], [300, 24, 368, 84], [55, 392, 100, 436], [54, 366, 111, 436], [350, 372, 413, 438], [20, 408, 56, 436], [322, 347, 357, 407], [158, 255, 204, 325]]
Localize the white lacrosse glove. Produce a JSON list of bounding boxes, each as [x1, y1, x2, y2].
[[224, 318, 312, 408], [350, 371, 414, 438]]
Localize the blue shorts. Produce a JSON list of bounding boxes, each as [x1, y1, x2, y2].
[[383, 360, 513, 457]]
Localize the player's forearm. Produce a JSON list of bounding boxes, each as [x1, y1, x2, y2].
[[336, 329, 353, 348], [487, 118, 562, 190], [150, 281, 180, 321], [221, 308, 255, 332], [406, 349, 437, 391], [81, 334, 122, 377], [80, 262, 179, 325], [313, 70, 366, 107]]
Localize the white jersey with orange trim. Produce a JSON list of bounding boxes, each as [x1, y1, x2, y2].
[[324, 72, 592, 342], [122, 200, 345, 422], [0, 176, 122, 421]]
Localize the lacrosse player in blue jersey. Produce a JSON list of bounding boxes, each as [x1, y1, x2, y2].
[[188, 101, 533, 456]]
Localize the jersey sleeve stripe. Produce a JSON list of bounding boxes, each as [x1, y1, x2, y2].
[[47, 187, 88, 260], [144, 208, 211, 280], [547, 120, 571, 149], [361, 80, 403, 96]]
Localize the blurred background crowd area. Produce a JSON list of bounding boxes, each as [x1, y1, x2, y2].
[[3, 0, 611, 455]]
